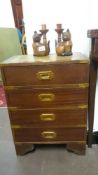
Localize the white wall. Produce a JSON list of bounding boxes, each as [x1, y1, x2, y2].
[[88, 0, 98, 29], [0, 0, 14, 27], [0, 0, 92, 55], [22, 0, 90, 56]]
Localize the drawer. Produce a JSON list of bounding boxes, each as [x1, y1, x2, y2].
[[12, 127, 86, 142], [6, 87, 88, 108], [3, 63, 89, 86], [9, 108, 87, 127]]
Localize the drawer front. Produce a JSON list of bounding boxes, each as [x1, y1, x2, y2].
[[9, 108, 87, 127], [12, 127, 86, 142], [3, 63, 89, 86], [7, 88, 88, 108]]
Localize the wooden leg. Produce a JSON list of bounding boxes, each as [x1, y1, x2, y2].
[[66, 142, 86, 155], [15, 143, 36, 155], [88, 61, 97, 147]]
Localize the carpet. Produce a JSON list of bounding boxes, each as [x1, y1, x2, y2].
[[0, 85, 6, 107]]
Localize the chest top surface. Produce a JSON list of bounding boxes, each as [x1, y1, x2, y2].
[[0, 53, 89, 66]]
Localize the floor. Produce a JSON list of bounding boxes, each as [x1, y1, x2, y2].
[[0, 108, 98, 175]]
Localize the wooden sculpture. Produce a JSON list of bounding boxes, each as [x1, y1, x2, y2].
[[32, 24, 50, 56], [55, 24, 72, 56]]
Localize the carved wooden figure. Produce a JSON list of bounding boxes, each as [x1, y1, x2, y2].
[[32, 24, 50, 56], [55, 24, 72, 56]]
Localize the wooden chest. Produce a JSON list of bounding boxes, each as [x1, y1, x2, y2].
[[0, 53, 89, 155]]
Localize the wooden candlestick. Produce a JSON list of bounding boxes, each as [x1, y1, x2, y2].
[[55, 24, 64, 43], [41, 24, 47, 30], [32, 24, 50, 56], [55, 24, 72, 56]]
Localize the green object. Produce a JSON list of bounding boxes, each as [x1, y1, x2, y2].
[[0, 28, 22, 62]]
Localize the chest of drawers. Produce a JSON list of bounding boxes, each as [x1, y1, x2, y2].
[[0, 53, 89, 155]]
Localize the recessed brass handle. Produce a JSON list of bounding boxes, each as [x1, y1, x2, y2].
[[36, 71, 54, 80], [38, 93, 55, 102], [41, 131, 56, 139], [40, 113, 56, 121]]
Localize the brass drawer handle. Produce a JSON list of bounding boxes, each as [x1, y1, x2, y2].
[[41, 131, 56, 139], [36, 71, 54, 80], [40, 113, 56, 121], [38, 93, 55, 102]]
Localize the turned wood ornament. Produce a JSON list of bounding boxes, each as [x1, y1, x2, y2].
[[32, 24, 50, 56], [55, 24, 72, 56]]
